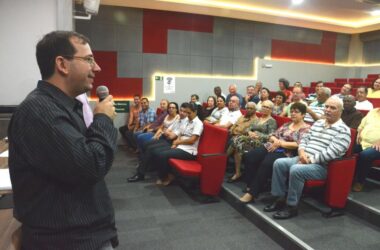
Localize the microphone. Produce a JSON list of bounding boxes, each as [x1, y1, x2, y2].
[[96, 85, 109, 102]]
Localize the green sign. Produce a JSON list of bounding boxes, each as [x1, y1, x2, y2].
[[114, 101, 129, 113], [155, 76, 163, 81]]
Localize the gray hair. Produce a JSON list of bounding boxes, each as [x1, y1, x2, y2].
[[320, 87, 331, 97], [327, 96, 343, 111], [245, 102, 256, 109]]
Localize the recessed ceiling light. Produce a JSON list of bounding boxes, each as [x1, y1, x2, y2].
[[370, 10, 380, 16], [292, 0, 304, 5]]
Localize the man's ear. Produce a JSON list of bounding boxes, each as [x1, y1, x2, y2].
[[55, 56, 69, 76]]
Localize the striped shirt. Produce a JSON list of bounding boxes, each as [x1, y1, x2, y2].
[[298, 119, 351, 166], [304, 101, 325, 123], [8, 81, 118, 249]]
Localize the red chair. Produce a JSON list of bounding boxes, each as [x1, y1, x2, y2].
[[367, 98, 380, 108], [324, 82, 336, 88], [357, 109, 369, 116], [367, 74, 379, 80], [272, 115, 291, 128], [168, 122, 229, 196], [304, 128, 357, 217]]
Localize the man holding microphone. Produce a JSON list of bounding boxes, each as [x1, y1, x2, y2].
[[8, 31, 118, 249]]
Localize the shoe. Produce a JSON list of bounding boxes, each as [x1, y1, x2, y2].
[[239, 193, 254, 204], [352, 182, 364, 192], [127, 173, 145, 182], [227, 174, 242, 183], [242, 187, 250, 193], [273, 206, 298, 220], [263, 198, 286, 212]]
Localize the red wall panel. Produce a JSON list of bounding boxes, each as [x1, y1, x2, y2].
[[143, 9, 214, 54], [271, 32, 337, 64]]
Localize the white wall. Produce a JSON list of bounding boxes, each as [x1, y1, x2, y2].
[[0, 0, 72, 105]]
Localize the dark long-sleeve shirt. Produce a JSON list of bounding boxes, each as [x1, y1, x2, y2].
[[8, 81, 118, 250]]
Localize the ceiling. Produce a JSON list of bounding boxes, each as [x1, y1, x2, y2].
[[100, 0, 380, 34]]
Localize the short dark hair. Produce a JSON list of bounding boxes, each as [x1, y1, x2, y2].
[[261, 87, 270, 95], [290, 102, 307, 114], [357, 86, 368, 94], [279, 78, 290, 89], [133, 94, 141, 98], [316, 81, 324, 86], [182, 102, 197, 113], [141, 97, 149, 103], [36, 31, 90, 80], [191, 94, 199, 101], [169, 102, 179, 112], [217, 95, 226, 103], [275, 91, 286, 103]]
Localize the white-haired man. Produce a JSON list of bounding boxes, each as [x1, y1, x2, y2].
[[264, 96, 351, 219]]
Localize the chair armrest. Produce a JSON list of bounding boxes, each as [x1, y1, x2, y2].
[[200, 153, 226, 158], [198, 154, 227, 196]]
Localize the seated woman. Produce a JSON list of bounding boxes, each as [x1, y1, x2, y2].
[[272, 91, 287, 116], [151, 102, 180, 141], [226, 100, 277, 182], [202, 96, 216, 119], [256, 88, 270, 112], [352, 107, 380, 192], [152, 103, 203, 186], [229, 102, 257, 140], [239, 102, 310, 203], [204, 96, 228, 124], [367, 77, 380, 98]]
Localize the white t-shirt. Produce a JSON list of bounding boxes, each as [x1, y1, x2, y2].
[[176, 116, 204, 155], [355, 100, 373, 111], [219, 109, 242, 126]]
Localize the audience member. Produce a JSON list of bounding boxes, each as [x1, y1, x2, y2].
[[135, 99, 168, 151], [256, 87, 270, 111], [242, 85, 260, 107], [368, 77, 380, 98], [190, 94, 204, 120], [127, 102, 181, 182], [229, 102, 257, 140], [255, 81, 263, 99], [205, 96, 229, 124], [214, 86, 226, 99], [119, 94, 141, 149], [355, 86, 373, 110], [280, 86, 307, 117], [278, 78, 292, 103], [264, 97, 350, 219], [153, 103, 203, 186], [304, 87, 331, 123], [215, 96, 242, 129], [352, 107, 380, 192], [8, 31, 119, 249], [239, 103, 310, 203], [333, 83, 352, 99], [306, 81, 323, 103], [226, 84, 244, 107], [202, 96, 216, 118], [226, 100, 277, 182], [272, 91, 287, 116], [292, 82, 306, 100], [131, 98, 156, 151], [341, 95, 363, 129]]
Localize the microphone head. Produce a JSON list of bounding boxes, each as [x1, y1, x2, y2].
[[96, 85, 109, 101]]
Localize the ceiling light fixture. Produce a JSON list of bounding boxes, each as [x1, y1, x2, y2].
[[370, 10, 380, 16], [292, 0, 304, 5]]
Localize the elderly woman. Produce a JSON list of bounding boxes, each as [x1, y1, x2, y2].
[[204, 96, 229, 124], [229, 102, 257, 139], [256, 87, 271, 112], [227, 100, 277, 182], [352, 107, 380, 192], [272, 91, 287, 116], [367, 77, 380, 98], [239, 103, 310, 203]]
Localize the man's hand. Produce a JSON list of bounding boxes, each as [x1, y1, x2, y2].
[[93, 95, 117, 120], [373, 140, 380, 152]]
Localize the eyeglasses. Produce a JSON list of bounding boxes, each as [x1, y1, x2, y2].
[[62, 55, 97, 66], [168, 106, 177, 109], [261, 105, 271, 109]]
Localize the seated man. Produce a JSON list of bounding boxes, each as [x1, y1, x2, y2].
[[341, 95, 363, 129], [332, 83, 352, 100], [264, 96, 351, 219], [355, 86, 373, 111], [304, 87, 331, 123], [119, 94, 141, 150], [242, 85, 260, 107], [306, 81, 323, 103], [226, 84, 244, 108], [215, 95, 242, 129], [132, 98, 156, 151], [280, 86, 307, 117]]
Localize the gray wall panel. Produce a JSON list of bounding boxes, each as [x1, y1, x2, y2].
[[91, 22, 117, 51], [213, 34, 234, 58], [92, 6, 142, 26], [234, 20, 255, 37], [253, 22, 274, 38], [234, 36, 253, 59], [213, 57, 233, 75], [272, 25, 322, 44], [363, 40, 380, 63], [233, 59, 253, 76], [252, 36, 272, 58], [167, 55, 191, 73], [118, 52, 142, 77], [115, 25, 142, 52], [168, 30, 191, 55], [190, 56, 212, 74], [214, 17, 235, 37], [190, 32, 213, 56], [143, 54, 168, 77]]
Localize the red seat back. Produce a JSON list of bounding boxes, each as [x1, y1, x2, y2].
[[367, 98, 380, 108], [197, 122, 228, 158], [272, 115, 291, 128]]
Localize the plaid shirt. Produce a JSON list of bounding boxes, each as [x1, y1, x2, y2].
[[138, 107, 156, 128]]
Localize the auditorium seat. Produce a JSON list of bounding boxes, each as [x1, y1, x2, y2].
[[304, 128, 357, 216], [367, 98, 380, 108], [168, 122, 229, 196], [272, 114, 291, 128], [324, 82, 336, 88]]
